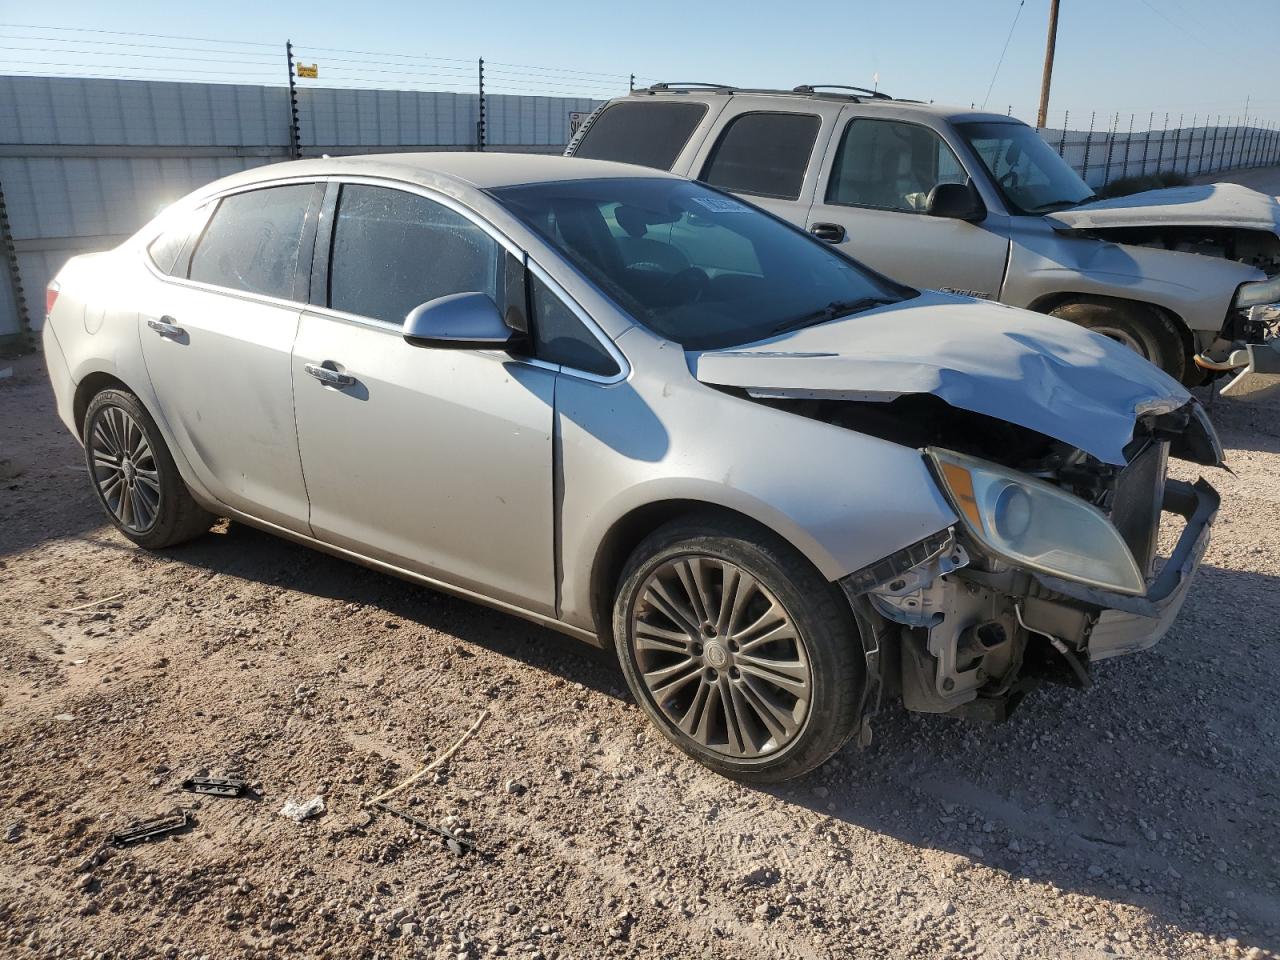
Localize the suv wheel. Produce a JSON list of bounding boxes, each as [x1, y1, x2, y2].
[[612, 515, 863, 782], [1050, 298, 1187, 381], [83, 389, 214, 548]]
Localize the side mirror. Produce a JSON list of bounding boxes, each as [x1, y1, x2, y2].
[[402, 292, 516, 349], [926, 181, 985, 222]]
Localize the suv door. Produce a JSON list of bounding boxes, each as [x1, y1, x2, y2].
[[291, 182, 558, 614], [138, 181, 320, 533], [806, 111, 1009, 299]]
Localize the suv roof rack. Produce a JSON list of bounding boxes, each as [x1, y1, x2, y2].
[[792, 84, 893, 100], [633, 82, 896, 102]]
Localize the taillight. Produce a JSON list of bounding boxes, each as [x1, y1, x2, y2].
[[46, 280, 60, 317]]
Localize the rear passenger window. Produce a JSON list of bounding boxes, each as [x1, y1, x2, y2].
[[188, 185, 313, 298], [529, 275, 619, 377], [329, 185, 502, 324], [701, 112, 821, 200], [826, 119, 968, 212], [574, 101, 708, 171]]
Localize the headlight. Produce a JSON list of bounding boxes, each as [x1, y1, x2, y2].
[[1234, 274, 1280, 309], [927, 447, 1145, 595]]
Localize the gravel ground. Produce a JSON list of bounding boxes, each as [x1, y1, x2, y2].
[[1, 351, 1278, 960]]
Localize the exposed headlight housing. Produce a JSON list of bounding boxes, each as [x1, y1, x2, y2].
[[926, 447, 1146, 595], [1234, 274, 1280, 309]]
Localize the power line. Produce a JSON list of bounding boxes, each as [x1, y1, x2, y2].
[[981, 0, 1024, 110], [0, 22, 277, 48], [0, 44, 279, 66]]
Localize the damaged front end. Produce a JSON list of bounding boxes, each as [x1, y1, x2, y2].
[[837, 405, 1220, 727]]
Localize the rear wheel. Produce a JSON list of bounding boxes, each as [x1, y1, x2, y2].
[[1049, 298, 1187, 381], [83, 389, 213, 548], [612, 515, 863, 783]]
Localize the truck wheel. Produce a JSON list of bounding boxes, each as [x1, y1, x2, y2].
[[1050, 299, 1187, 382], [612, 514, 864, 783]]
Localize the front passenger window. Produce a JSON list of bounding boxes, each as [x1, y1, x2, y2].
[[826, 119, 968, 213], [328, 185, 501, 324]]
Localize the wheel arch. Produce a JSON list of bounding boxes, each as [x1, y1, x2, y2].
[[587, 499, 831, 649], [1026, 291, 1194, 356], [73, 371, 133, 436]]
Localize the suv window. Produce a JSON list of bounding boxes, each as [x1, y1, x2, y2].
[[826, 119, 967, 213], [328, 185, 502, 324], [574, 101, 707, 171], [700, 112, 820, 201], [529, 275, 619, 377], [188, 185, 314, 298]]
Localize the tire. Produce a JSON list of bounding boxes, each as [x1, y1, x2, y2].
[[82, 388, 214, 549], [1049, 298, 1187, 382], [612, 514, 864, 783]]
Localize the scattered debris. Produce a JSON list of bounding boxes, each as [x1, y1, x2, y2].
[[372, 801, 474, 855], [110, 809, 193, 847], [368, 708, 490, 806], [53, 713, 75, 722], [4, 821, 22, 843], [504, 779, 528, 796], [181, 775, 248, 798], [55, 592, 125, 614], [279, 796, 325, 823]]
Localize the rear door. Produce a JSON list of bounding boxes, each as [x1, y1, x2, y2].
[[805, 110, 1009, 299], [291, 181, 558, 613], [138, 181, 321, 533]]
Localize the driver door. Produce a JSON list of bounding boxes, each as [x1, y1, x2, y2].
[[806, 110, 1009, 300]]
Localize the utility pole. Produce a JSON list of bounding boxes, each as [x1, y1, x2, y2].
[[1036, 0, 1061, 130]]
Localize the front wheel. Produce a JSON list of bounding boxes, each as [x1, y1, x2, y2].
[[83, 388, 214, 549], [612, 515, 864, 783]]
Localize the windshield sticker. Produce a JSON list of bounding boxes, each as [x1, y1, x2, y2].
[[691, 196, 751, 214]]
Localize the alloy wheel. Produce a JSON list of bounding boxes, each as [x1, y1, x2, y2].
[[629, 555, 812, 758], [89, 405, 161, 533]]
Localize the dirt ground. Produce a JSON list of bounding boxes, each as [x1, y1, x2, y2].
[[1, 350, 1278, 960]]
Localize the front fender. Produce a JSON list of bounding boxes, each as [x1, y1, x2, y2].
[[554, 354, 958, 632], [1002, 220, 1264, 335]]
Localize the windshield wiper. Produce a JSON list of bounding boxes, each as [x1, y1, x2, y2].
[[770, 297, 893, 335], [1031, 196, 1095, 213]]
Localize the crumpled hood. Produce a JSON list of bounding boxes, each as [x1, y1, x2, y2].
[[1047, 182, 1280, 234], [690, 292, 1192, 466]]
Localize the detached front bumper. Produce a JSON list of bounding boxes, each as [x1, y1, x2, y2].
[[1031, 477, 1219, 660]]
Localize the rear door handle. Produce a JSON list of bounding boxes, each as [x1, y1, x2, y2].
[[809, 222, 847, 243], [304, 362, 355, 387], [146, 316, 185, 339]]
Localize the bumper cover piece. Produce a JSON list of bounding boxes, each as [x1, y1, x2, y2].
[[1220, 340, 1280, 401]]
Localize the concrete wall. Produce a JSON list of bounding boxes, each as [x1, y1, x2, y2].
[[0, 75, 600, 337]]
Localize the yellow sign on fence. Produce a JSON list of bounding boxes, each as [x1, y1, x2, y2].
[[296, 64, 318, 79]]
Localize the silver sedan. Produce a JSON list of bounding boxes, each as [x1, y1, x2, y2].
[[43, 154, 1222, 781]]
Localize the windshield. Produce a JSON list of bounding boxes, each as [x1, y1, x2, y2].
[[958, 120, 1095, 214], [491, 178, 911, 351]]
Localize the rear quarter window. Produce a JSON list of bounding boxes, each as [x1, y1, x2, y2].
[[574, 101, 708, 171]]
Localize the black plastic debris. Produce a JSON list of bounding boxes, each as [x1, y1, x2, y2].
[[180, 776, 248, 798], [110, 809, 193, 847], [372, 801, 474, 855]]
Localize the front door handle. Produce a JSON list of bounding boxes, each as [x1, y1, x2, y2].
[[146, 316, 185, 339], [304, 362, 355, 387], [809, 222, 847, 243]]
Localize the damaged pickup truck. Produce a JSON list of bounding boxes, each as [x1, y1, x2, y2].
[[566, 84, 1280, 395], [47, 156, 1223, 784]]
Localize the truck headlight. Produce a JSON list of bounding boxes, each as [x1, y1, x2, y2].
[[927, 448, 1145, 595], [1234, 274, 1280, 309]]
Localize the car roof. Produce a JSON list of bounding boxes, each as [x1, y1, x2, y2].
[[190, 152, 680, 199], [623, 86, 1015, 125]]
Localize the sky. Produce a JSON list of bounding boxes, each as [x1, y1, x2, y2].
[[4, 0, 1278, 126]]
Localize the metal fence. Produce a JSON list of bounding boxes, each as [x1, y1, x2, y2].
[[1039, 112, 1280, 189], [0, 74, 606, 343]]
